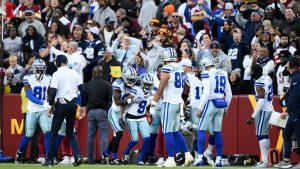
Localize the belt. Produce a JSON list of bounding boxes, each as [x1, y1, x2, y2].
[[58, 97, 77, 104], [126, 114, 146, 119]]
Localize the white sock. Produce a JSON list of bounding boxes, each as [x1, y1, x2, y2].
[[204, 144, 214, 155], [197, 154, 203, 161], [216, 156, 222, 163], [185, 152, 191, 157], [194, 151, 198, 160], [168, 157, 174, 161], [259, 139, 269, 164]]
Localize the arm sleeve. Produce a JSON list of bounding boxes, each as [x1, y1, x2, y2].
[[50, 47, 66, 56], [25, 88, 44, 105], [48, 88, 57, 105], [107, 84, 113, 109], [224, 75, 232, 109], [235, 11, 246, 29], [198, 72, 211, 111]]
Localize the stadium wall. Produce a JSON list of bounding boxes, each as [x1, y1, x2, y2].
[[1, 95, 286, 159]]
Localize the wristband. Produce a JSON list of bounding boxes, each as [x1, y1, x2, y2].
[[127, 98, 132, 104]]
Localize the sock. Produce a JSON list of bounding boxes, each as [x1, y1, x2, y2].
[[44, 132, 51, 155], [216, 156, 222, 164], [214, 132, 223, 157], [112, 153, 118, 160], [174, 135, 181, 154], [205, 135, 215, 154], [197, 154, 203, 161], [106, 137, 115, 155], [55, 134, 64, 151], [173, 131, 189, 152], [149, 133, 158, 157], [194, 151, 198, 160], [197, 130, 206, 155], [138, 137, 150, 162], [193, 139, 198, 152], [164, 132, 175, 157], [124, 140, 138, 155], [259, 139, 269, 163], [18, 136, 31, 153]]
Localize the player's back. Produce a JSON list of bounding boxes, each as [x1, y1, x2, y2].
[[23, 74, 52, 112], [162, 62, 184, 104], [202, 68, 229, 100], [186, 72, 202, 108], [254, 75, 274, 111], [126, 86, 148, 119]]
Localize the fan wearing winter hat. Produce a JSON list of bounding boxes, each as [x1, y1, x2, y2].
[[229, 68, 248, 95]]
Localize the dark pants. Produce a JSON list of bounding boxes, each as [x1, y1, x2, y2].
[[87, 109, 109, 164], [47, 100, 81, 161], [283, 113, 300, 158], [23, 114, 41, 160]]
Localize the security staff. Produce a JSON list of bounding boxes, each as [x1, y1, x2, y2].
[[85, 66, 112, 164], [43, 54, 86, 167], [277, 57, 300, 168]]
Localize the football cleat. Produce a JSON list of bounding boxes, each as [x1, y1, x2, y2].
[[42, 159, 54, 167], [137, 161, 145, 165], [254, 161, 269, 168], [59, 156, 71, 165], [182, 153, 194, 167], [110, 159, 121, 165], [156, 157, 165, 165], [161, 158, 176, 167], [204, 152, 215, 165], [122, 154, 129, 165], [192, 158, 206, 167], [72, 156, 82, 166], [15, 151, 23, 164], [101, 154, 109, 164]]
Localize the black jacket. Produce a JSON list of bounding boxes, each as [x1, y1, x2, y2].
[[84, 77, 112, 110], [287, 70, 300, 115]]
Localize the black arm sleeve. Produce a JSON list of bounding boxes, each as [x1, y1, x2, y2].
[[78, 84, 87, 107], [48, 88, 57, 105], [107, 84, 113, 109]]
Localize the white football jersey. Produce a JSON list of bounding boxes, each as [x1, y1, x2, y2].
[[161, 62, 184, 104], [149, 72, 162, 109], [125, 86, 149, 121], [276, 65, 290, 96], [66, 52, 86, 80], [23, 74, 51, 112], [199, 68, 232, 111], [186, 72, 203, 108], [254, 75, 274, 111], [111, 78, 130, 111]]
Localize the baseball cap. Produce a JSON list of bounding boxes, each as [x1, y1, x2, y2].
[[224, 2, 233, 10], [100, 46, 113, 54], [73, 24, 83, 31], [24, 9, 34, 14], [210, 40, 220, 49], [105, 17, 115, 24]]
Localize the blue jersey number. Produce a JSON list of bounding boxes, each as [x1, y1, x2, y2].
[[267, 85, 273, 101], [174, 72, 185, 88], [137, 100, 147, 114], [214, 76, 226, 94], [33, 86, 47, 101], [195, 86, 203, 100]]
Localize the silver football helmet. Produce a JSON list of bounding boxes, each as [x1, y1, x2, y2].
[[140, 73, 154, 94], [160, 47, 177, 63], [200, 57, 214, 71], [32, 59, 46, 81], [122, 66, 137, 87]]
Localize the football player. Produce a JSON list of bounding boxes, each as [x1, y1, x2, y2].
[[149, 47, 194, 167], [102, 66, 140, 164], [122, 73, 154, 165], [246, 64, 274, 168], [15, 59, 52, 164], [193, 57, 232, 167]]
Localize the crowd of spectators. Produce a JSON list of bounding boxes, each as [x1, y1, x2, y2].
[[1, 0, 300, 96]]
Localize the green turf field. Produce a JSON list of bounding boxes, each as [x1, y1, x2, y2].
[[0, 164, 276, 169]]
